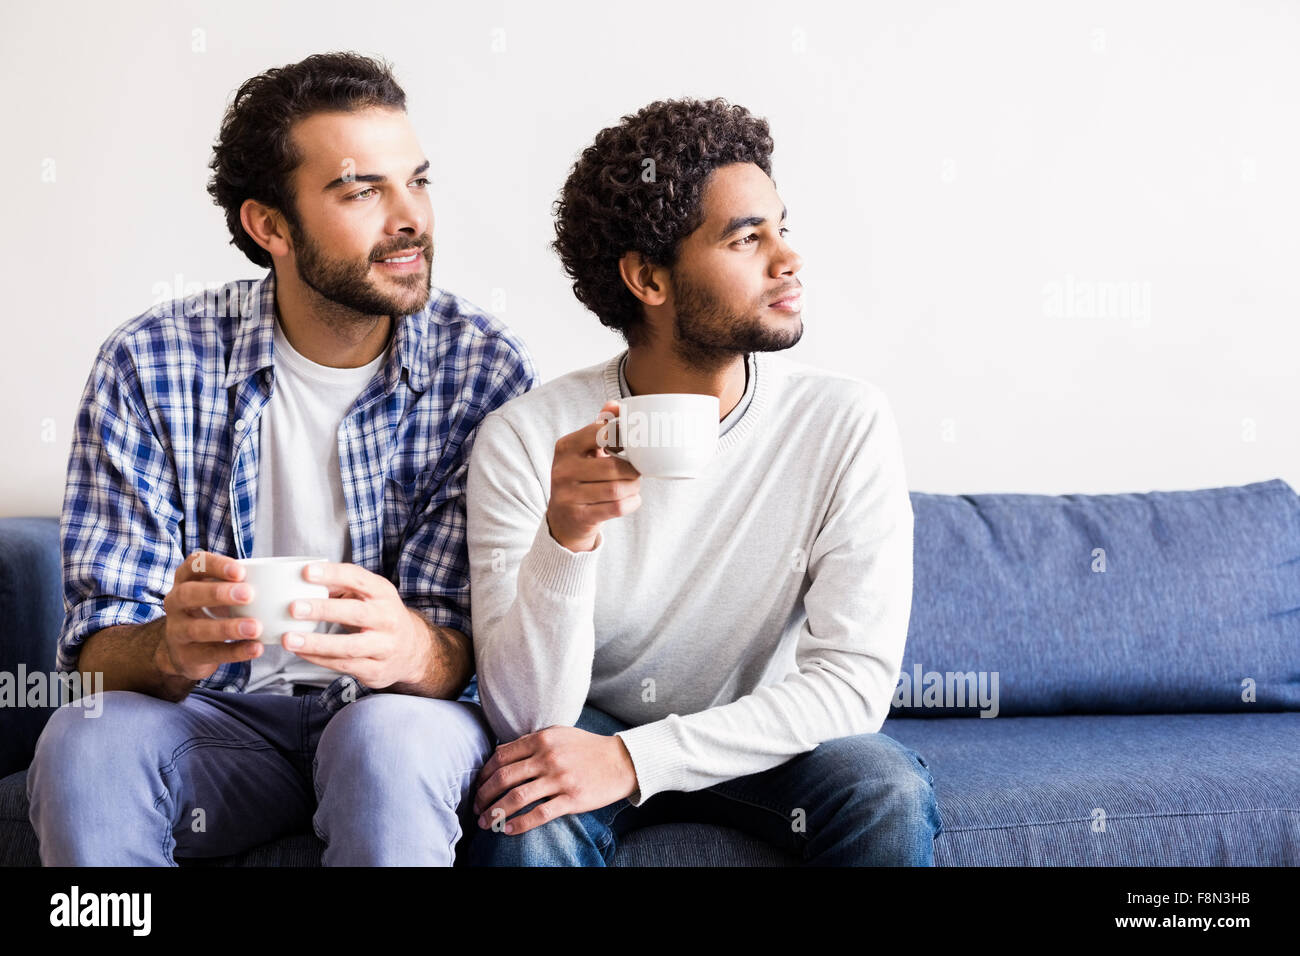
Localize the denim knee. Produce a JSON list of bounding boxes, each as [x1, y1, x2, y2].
[[812, 733, 943, 838], [466, 805, 604, 867], [29, 691, 170, 798], [314, 694, 492, 803]]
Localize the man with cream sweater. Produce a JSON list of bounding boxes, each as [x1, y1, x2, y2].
[[465, 98, 941, 865]]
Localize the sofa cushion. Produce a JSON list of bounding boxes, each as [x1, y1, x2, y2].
[[897, 478, 1300, 716], [0, 769, 794, 866], [882, 710, 1300, 864], [13, 711, 1295, 865]]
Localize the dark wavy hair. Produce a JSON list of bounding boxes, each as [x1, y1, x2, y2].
[[206, 52, 407, 268], [552, 97, 774, 345]]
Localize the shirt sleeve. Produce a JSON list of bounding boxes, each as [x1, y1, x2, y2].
[[58, 343, 185, 672], [394, 336, 538, 643], [466, 409, 605, 743], [613, 389, 916, 804]]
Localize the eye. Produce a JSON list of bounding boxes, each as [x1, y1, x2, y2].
[[347, 187, 376, 202], [412, 177, 431, 188], [733, 226, 791, 247]]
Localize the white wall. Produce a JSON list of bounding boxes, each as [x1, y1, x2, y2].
[[3, 0, 1297, 517]]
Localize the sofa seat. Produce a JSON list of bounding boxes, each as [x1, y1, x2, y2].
[[883, 711, 1300, 865], [5, 710, 1295, 866]]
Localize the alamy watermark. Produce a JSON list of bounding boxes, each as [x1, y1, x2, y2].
[[1042, 275, 1152, 327], [595, 409, 712, 450], [147, 276, 257, 319], [892, 664, 1000, 717], [0, 666, 103, 717], [49, 886, 150, 936]]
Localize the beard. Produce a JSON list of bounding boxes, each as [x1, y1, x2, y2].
[[668, 265, 803, 371], [288, 219, 434, 320]]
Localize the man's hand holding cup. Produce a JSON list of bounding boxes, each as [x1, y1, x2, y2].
[[546, 400, 644, 553]]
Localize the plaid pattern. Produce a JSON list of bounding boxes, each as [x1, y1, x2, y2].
[[58, 268, 537, 713]]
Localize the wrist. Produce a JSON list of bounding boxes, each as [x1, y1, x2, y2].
[[397, 608, 436, 690], [546, 513, 598, 553], [150, 623, 199, 696], [611, 734, 639, 801], [151, 625, 182, 680]]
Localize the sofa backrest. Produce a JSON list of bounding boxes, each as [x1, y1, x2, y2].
[[0, 517, 63, 776], [896, 478, 1300, 717]]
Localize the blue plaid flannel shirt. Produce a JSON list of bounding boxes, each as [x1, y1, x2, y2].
[[58, 268, 538, 713]]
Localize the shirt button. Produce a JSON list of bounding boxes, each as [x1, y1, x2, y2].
[[263, 371, 272, 384], [234, 419, 246, 432]]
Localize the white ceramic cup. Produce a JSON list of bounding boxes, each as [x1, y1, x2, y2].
[[201, 556, 329, 645], [598, 394, 719, 479]]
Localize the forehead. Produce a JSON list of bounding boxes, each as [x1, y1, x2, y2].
[[290, 107, 421, 180], [698, 162, 779, 218]]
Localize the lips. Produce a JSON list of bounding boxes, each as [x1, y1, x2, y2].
[[768, 282, 803, 306], [376, 249, 423, 263]]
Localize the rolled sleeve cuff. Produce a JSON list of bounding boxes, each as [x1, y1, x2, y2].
[[57, 598, 164, 672], [407, 601, 471, 640], [520, 517, 602, 598], [615, 717, 686, 806]]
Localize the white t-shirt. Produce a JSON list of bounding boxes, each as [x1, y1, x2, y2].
[[246, 316, 389, 694]]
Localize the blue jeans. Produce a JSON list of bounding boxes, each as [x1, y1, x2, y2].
[[467, 706, 943, 866], [26, 687, 493, 865]]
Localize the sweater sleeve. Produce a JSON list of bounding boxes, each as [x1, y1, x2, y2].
[[466, 410, 604, 742], [613, 388, 915, 804]]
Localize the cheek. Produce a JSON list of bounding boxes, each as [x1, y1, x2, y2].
[[317, 214, 376, 260], [705, 255, 761, 303]]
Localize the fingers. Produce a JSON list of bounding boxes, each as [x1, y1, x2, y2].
[[161, 635, 264, 679], [287, 597, 371, 630], [181, 614, 265, 643], [574, 494, 643, 524], [493, 796, 573, 836], [478, 775, 565, 834], [177, 551, 244, 584], [281, 630, 383, 659], [171, 579, 255, 616], [475, 736, 536, 791], [473, 754, 544, 815], [301, 561, 383, 599], [566, 478, 642, 506], [554, 407, 637, 466]]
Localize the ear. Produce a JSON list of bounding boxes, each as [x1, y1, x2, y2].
[[239, 198, 294, 262], [617, 251, 670, 308]]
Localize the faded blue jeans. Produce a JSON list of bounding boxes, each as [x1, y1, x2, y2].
[[467, 705, 943, 866], [26, 686, 493, 865]]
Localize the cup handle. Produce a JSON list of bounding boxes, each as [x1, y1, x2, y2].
[[199, 605, 231, 620], [599, 412, 628, 460]]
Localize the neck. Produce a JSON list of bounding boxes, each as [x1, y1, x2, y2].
[[623, 342, 748, 420], [272, 267, 392, 368]]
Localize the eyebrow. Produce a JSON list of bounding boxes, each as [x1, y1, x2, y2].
[[717, 207, 787, 242], [323, 159, 431, 192]]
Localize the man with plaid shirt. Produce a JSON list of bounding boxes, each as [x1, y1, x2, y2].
[[25, 53, 536, 865]]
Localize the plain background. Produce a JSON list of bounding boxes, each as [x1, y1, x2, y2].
[[3, 0, 1297, 518]]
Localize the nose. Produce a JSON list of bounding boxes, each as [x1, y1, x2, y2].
[[384, 185, 431, 245], [770, 234, 803, 278]]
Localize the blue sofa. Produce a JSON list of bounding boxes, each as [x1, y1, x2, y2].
[[3, 477, 1298, 865]]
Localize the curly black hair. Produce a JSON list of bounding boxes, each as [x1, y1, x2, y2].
[[206, 52, 407, 268], [552, 97, 774, 345]]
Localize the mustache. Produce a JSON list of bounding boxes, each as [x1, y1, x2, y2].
[[766, 281, 802, 304]]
